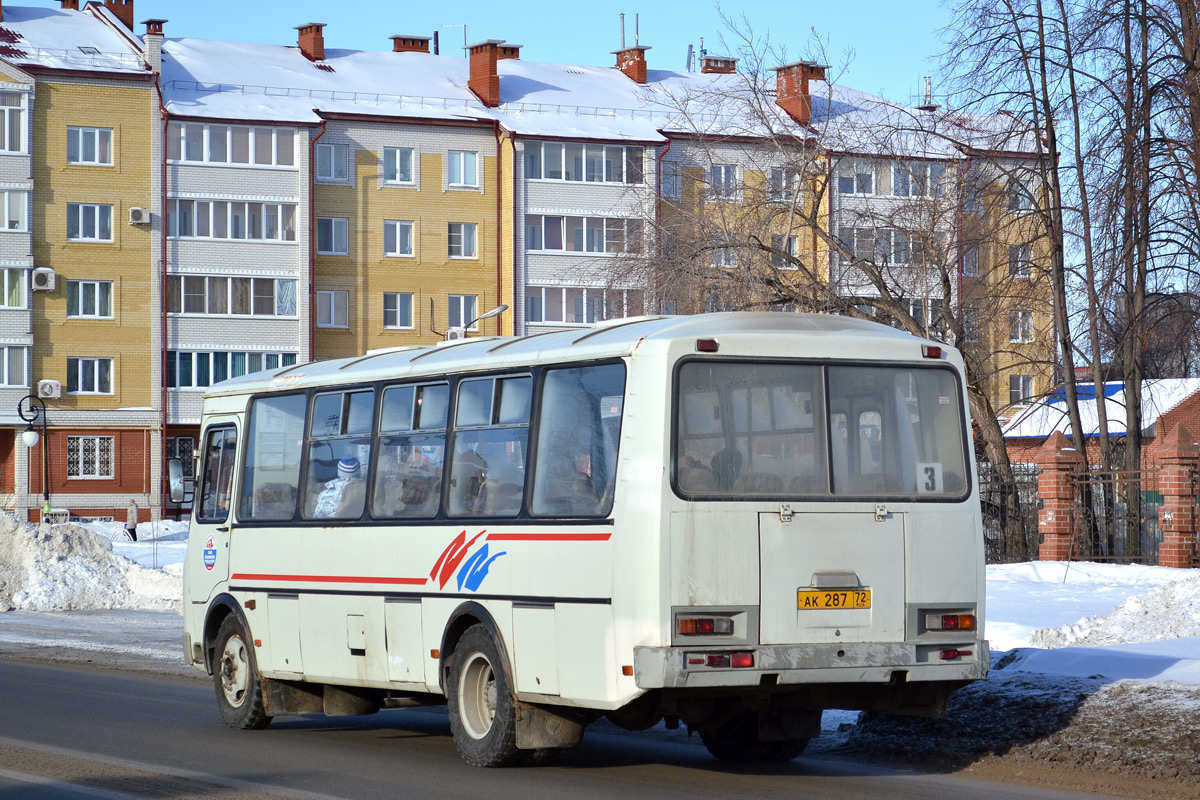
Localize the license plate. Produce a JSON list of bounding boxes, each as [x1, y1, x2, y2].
[[797, 589, 871, 610]]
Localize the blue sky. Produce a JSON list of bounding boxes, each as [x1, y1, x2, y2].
[[128, 0, 951, 103]]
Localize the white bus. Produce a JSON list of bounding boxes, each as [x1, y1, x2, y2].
[[181, 312, 987, 766]]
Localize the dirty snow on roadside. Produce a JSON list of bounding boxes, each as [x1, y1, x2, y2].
[[0, 512, 185, 612]]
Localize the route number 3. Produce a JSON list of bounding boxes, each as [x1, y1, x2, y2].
[[916, 462, 943, 493]]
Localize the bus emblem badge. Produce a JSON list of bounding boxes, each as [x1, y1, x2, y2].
[[203, 536, 217, 570]]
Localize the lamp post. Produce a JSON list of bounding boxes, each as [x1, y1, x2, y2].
[[17, 393, 51, 515]]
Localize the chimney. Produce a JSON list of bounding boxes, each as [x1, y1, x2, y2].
[[390, 35, 431, 54], [497, 43, 522, 61], [700, 55, 737, 74], [140, 19, 165, 72], [613, 45, 651, 84], [772, 60, 827, 127], [466, 39, 505, 107], [61, 0, 80, 10], [102, 0, 135, 30], [295, 22, 327, 62]]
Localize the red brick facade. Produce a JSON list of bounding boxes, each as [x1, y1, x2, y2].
[[26, 427, 155, 496], [1035, 431, 1084, 561]]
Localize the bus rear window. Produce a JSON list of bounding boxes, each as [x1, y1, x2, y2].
[[675, 361, 968, 499]]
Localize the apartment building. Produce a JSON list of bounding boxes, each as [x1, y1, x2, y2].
[[0, 0, 160, 522]]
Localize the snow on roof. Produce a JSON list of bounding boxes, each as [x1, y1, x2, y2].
[[0, 5, 145, 75], [1002, 379, 1200, 439], [154, 26, 1040, 154]]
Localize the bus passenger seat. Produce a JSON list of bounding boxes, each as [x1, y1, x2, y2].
[[790, 474, 827, 494], [732, 471, 784, 493]]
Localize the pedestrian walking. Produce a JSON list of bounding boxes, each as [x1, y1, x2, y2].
[[125, 499, 138, 542]]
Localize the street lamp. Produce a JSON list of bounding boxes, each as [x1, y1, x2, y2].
[[17, 394, 51, 515], [446, 304, 509, 341]]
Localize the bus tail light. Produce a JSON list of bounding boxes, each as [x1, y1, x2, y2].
[[677, 616, 734, 636], [925, 613, 975, 631], [730, 652, 754, 668], [922, 345, 943, 359], [941, 649, 972, 660], [696, 339, 720, 353]]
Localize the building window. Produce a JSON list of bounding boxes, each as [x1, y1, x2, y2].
[[0, 92, 24, 153], [165, 436, 196, 479], [383, 292, 414, 329], [448, 294, 477, 329], [771, 234, 799, 268], [384, 220, 414, 256], [383, 146, 414, 183], [892, 161, 946, 197], [0, 190, 26, 231], [167, 350, 296, 388], [963, 307, 980, 343], [1008, 244, 1033, 277], [661, 161, 681, 200], [67, 356, 112, 394], [962, 245, 979, 276], [1009, 310, 1034, 343], [66, 280, 113, 318], [167, 122, 295, 166], [1007, 180, 1032, 213], [67, 203, 113, 242], [837, 159, 874, 195], [1009, 374, 1034, 406], [317, 217, 349, 255], [0, 268, 23, 308], [525, 286, 642, 326], [524, 141, 643, 184], [317, 290, 349, 328], [316, 142, 349, 181], [67, 126, 112, 166], [167, 199, 296, 242], [769, 167, 801, 202], [448, 222, 477, 258], [710, 247, 736, 268], [448, 150, 479, 187], [67, 435, 114, 478], [708, 164, 737, 200], [0, 345, 26, 386], [166, 276, 296, 316], [524, 215, 641, 254]]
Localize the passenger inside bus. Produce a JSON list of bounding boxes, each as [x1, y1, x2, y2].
[[309, 456, 366, 518]]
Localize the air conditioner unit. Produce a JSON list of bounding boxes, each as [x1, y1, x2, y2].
[[128, 207, 150, 225], [37, 379, 61, 399], [31, 267, 55, 291], [445, 327, 466, 341]]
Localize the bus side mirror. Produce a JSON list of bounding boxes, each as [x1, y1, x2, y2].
[[167, 458, 186, 503]]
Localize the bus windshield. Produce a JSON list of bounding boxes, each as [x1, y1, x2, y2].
[[675, 360, 969, 499]]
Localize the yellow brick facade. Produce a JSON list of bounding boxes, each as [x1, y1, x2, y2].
[[31, 78, 155, 410], [313, 141, 505, 359]]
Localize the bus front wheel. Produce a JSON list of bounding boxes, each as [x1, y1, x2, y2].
[[701, 712, 809, 762], [446, 624, 520, 767], [213, 615, 270, 730]]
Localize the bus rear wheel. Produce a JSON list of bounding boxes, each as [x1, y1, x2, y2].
[[447, 624, 520, 767], [213, 615, 270, 730], [701, 712, 809, 762]]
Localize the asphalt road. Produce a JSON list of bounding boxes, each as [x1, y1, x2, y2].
[[0, 659, 1131, 800]]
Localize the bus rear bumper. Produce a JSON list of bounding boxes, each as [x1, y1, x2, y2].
[[633, 640, 989, 690]]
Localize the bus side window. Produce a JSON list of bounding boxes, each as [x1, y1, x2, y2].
[[302, 388, 374, 520], [239, 393, 306, 521], [372, 383, 448, 519], [531, 363, 626, 517], [448, 376, 532, 518]]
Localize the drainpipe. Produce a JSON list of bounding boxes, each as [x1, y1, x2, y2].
[[493, 119, 504, 335], [512, 133, 523, 335], [825, 147, 835, 294], [155, 74, 169, 523], [309, 119, 326, 358], [655, 134, 671, 314]]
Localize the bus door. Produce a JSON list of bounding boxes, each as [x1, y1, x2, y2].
[[759, 511, 906, 645], [187, 420, 239, 605]]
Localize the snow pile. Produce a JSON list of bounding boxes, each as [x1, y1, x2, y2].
[[0, 513, 182, 612], [1031, 576, 1200, 649]]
